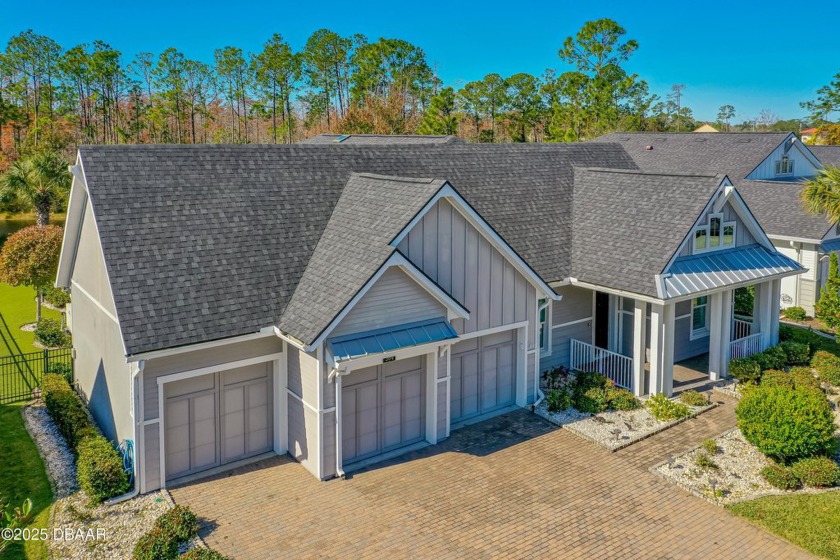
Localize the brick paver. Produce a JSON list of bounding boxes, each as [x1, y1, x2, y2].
[[170, 402, 810, 559]]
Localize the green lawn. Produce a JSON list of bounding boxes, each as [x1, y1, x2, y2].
[[0, 283, 61, 355], [729, 492, 840, 559], [0, 404, 53, 560]]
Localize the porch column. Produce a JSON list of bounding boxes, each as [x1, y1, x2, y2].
[[719, 290, 732, 378], [770, 279, 781, 345], [756, 281, 773, 350], [632, 300, 647, 397], [708, 292, 724, 381], [649, 302, 675, 396]]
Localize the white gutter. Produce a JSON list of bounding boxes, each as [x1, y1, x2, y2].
[[106, 360, 145, 504]]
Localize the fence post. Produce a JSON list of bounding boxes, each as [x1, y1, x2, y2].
[[43, 349, 48, 375]]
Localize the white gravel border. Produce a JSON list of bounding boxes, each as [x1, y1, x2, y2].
[[534, 398, 717, 451], [22, 402, 77, 498]]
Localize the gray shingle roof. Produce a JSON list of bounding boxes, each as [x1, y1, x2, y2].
[[571, 168, 725, 297], [590, 132, 793, 180], [79, 142, 636, 355], [277, 173, 447, 345], [302, 134, 464, 145], [809, 145, 840, 168], [732, 179, 833, 240]]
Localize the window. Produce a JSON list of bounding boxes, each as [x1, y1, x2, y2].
[[538, 299, 550, 355], [775, 155, 794, 176], [694, 227, 708, 250], [691, 296, 709, 339], [709, 216, 721, 247], [723, 223, 735, 245], [693, 213, 736, 252]]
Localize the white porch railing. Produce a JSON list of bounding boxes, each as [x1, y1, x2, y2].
[[570, 339, 633, 389], [730, 332, 762, 360], [733, 318, 752, 341]]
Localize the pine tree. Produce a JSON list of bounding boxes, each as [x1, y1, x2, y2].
[[417, 87, 457, 135], [816, 252, 840, 329]]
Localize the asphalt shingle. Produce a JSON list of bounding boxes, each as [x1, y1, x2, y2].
[[733, 179, 833, 240], [302, 134, 464, 145]]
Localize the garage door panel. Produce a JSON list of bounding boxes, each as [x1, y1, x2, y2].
[[165, 399, 191, 477], [382, 377, 403, 449], [451, 330, 517, 424], [246, 384, 271, 454], [356, 384, 380, 459], [497, 345, 515, 405], [401, 373, 423, 442]]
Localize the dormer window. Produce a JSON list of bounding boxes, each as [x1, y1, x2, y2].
[[693, 213, 736, 253], [775, 155, 794, 176]]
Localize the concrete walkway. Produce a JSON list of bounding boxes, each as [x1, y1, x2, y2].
[[170, 402, 810, 559]]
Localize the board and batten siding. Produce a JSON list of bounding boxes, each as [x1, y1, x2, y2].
[[542, 285, 594, 371], [397, 198, 538, 349], [746, 141, 820, 181], [773, 239, 819, 315], [679, 200, 757, 258], [330, 267, 446, 338], [70, 200, 132, 446]]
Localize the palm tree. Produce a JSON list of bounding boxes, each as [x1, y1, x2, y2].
[[1, 151, 71, 226]]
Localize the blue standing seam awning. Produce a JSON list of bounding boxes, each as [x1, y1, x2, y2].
[[821, 238, 840, 254], [327, 317, 458, 362]]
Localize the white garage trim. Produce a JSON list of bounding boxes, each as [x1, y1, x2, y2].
[[156, 352, 283, 489], [455, 321, 528, 342]]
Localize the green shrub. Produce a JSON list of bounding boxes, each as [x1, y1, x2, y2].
[[782, 306, 808, 321], [729, 357, 761, 384], [760, 463, 801, 490], [43, 286, 71, 309], [34, 318, 69, 347], [816, 252, 840, 329], [780, 324, 812, 344], [180, 549, 229, 560], [41, 374, 96, 451], [545, 388, 571, 412], [679, 390, 709, 407], [701, 439, 718, 455], [576, 386, 608, 414], [607, 387, 641, 411], [780, 341, 811, 365], [77, 435, 130, 505], [753, 346, 788, 371], [156, 505, 199, 542], [812, 350, 840, 386], [695, 452, 719, 470], [789, 367, 821, 391], [45, 362, 73, 384], [736, 385, 836, 462], [760, 369, 794, 389], [791, 457, 840, 488], [133, 527, 179, 560], [646, 393, 691, 421]]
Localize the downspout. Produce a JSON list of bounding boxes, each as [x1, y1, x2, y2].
[[106, 360, 144, 504], [329, 362, 349, 479]]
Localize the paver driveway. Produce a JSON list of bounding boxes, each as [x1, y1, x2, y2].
[[170, 408, 811, 559]]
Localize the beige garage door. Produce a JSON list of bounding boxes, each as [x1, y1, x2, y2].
[[165, 362, 273, 481], [342, 356, 425, 465], [450, 330, 516, 424]]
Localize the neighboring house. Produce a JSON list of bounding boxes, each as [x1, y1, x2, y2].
[[303, 133, 464, 144], [809, 145, 840, 168], [801, 127, 818, 143], [693, 123, 719, 133], [591, 132, 832, 315], [56, 142, 801, 494]]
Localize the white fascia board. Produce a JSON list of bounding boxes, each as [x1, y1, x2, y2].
[[56, 153, 88, 288], [726, 187, 776, 251], [126, 326, 279, 362], [791, 138, 824, 170], [552, 278, 664, 305], [304, 251, 470, 353], [768, 234, 823, 245], [390, 182, 559, 301]]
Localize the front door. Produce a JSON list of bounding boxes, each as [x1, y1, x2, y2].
[[595, 292, 610, 349]]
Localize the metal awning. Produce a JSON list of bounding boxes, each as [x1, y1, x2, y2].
[[821, 238, 840, 253], [327, 317, 458, 362], [660, 245, 803, 299]]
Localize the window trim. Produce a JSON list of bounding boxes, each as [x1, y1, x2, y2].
[[775, 155, 794, 176], [693, 213, 737, 253], [538, 298, 551, 356], [690, 296, 710, 340]]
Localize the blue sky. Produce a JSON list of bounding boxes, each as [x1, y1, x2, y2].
[[4, 0, 839, 122]]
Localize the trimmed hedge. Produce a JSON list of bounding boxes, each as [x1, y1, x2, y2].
[[760, 463, 801, 490], [678, 389, 709, 406], [570, 372, 640, 413], [34, 318, 70, 348], [736, 385, 836, 462], [645, 393, 690, 421], [133, 527, 179, 560], [42, 374, 97, 451], [729, 357, 761, 384], [812, 350, 840, 386], [156, 506, 199, 542], [134, 506, 201, 560], [43, 286, 71, 309], [791, 457, 840, 488], [753, 346, 787, 372], [759, 369, 794, 389], [77, 435, 130, 505], [780, 341, 810, 365], [789, 367, 821, 391], [782, 306, 808, 321]]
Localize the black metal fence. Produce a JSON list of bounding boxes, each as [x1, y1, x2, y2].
[[0, 348, 73, 404]]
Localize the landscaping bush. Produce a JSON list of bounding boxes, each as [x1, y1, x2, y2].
[[41, 374, 96, 451], [645, 393, 691, 421], [760, 370, 794, 389], [780, 323, 812, 344], [782, 307, 808, 321], [695, 452, 718, 470], [789, 367, 821, 391], [753, 346, 788, 371], [791, 457, 840, 488], [812, 350, 840, 386], [156, 505, 199, 542], [760, 463, 801, 490], [180, 549, 229, 560], [678, 390, 709, 407], [607, 387, 641, 411], [780, 341, 811, 365], [34, 318, 69, 347], [542, 366, 570, 391], [728, 357, 761, 384], [736, 385, 836, 462], [77, 435, 130, 505], [576, 386, 608, 413], [701, 438, 718, 455], [545, 388, 571, 412], [43, 286, 70, 309], [133, 527, 179, 560]]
